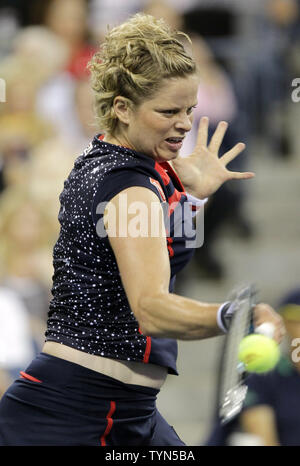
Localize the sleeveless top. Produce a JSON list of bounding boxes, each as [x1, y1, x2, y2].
[[46, 136, 203, 375]]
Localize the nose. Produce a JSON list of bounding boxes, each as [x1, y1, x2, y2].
[[175, 112, 193, 132]]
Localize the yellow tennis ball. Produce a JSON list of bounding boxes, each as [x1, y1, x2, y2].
[[238, 334, 280, 374]]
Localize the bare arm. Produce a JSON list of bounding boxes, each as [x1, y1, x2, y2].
[[240, 406, 280, 446], [105, 186, 223, 340]]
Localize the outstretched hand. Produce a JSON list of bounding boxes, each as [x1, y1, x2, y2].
[[171, 117, 255, 199]]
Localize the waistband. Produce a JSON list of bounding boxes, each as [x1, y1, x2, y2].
[[23, 353, 160, 400], [42, 341, 168, 389]]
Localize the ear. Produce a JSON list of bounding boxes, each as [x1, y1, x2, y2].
[[113, 96, 133, 125]]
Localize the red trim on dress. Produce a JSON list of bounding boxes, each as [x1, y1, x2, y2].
[[167, 237, 174, 258], [100, 401, 116, 446], [143, 336, 151, 364], [159, 161, 186, 194], [167, 190, 183, 216], [149, 177, 166, 202], [19, 371, 42, 383], [154, 161, 170, 186], [138, 328, 152, 364]]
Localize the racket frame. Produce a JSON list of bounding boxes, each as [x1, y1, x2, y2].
[[218, 285, 256, 425]]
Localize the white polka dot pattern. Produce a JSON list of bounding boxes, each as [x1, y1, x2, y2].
[[45, 136, 194, 372]]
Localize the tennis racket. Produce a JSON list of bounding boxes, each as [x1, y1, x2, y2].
[[217, 284, 275, 425]]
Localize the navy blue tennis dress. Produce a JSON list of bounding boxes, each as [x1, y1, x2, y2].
[[0, 136, 203, 446]]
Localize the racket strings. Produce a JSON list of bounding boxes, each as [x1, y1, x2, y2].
[[219, 286, 255, 423]]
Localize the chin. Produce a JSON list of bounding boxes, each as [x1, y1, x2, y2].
[[156, 155, 176, 163], [166, 152, 180, 161], [151, 147, 180, 162], [163, 149, 180, 159]]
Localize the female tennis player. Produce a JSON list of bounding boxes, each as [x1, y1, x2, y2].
[[0, 14, 284, 446]]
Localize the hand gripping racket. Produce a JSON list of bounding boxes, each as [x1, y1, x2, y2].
[[217, 284, 275, 425]]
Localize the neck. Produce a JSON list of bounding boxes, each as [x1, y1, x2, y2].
[[103, 132, 133, 150]]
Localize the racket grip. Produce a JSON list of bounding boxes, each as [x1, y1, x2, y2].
[[255, 322, 275, 339]]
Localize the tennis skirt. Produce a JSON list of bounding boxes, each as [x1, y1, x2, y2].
[[0, 352, 185, 446]]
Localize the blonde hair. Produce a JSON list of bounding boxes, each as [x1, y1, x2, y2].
[[88, 13, 196, 134]]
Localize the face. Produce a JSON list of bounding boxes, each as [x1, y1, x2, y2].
[[115, 74, 199, 162], [46, 0, 87, 44]]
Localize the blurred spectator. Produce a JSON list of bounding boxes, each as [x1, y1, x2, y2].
[[0, 55, 52, 190], [0, 7, 19, 57], [31, 75, 96, 229], [143, 0, 184, 30], [0, 186, 54, 295], [0, 25, 96, 234], [12, 25, 69, 81], [29, 83, 95, 254], [0, 23, 86, 266], [250, 0, 300, 158], [89, 0, 145, 43], [33, 0, 96, 146], [0, 26, 69, 191], [42, 0, 95, 79], [37, 71, 96, 153]]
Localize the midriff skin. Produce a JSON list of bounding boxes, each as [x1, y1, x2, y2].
[[42, 341, 168, 389]]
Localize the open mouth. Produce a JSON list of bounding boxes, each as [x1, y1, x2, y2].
[[165, 137, 184, 151]]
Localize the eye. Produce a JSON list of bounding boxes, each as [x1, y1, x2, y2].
[[160, 109, 178, 115], [158, 105, 197, 116], [187, 105, 197, 115]]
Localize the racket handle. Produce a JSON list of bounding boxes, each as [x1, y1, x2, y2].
[[255, 322, 275, 339]]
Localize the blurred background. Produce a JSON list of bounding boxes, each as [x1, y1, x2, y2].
[[0, 0, 299, 446]]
